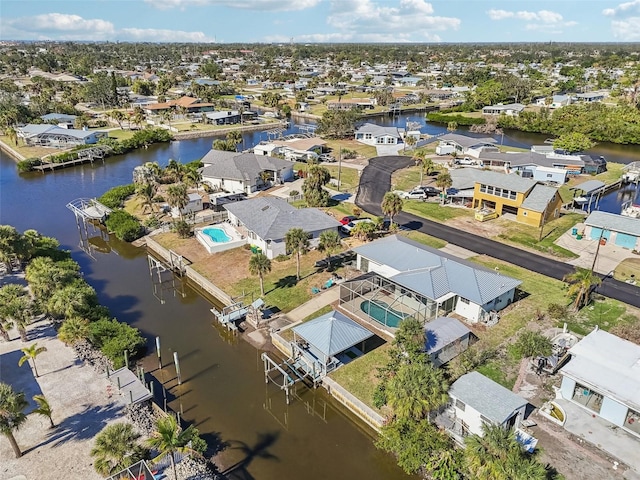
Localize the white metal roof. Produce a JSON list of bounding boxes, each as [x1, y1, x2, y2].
[[560, 329, 640, 411]]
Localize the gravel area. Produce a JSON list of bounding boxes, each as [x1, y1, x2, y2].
[[0, 319, 124, 480]]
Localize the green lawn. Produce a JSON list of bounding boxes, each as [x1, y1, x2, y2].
[[323, 138, 377, 160], [403, 201, 474, 221], [562, 298, 636, 336], [107, 129, 136, 140], [329, 343, 391, 411], [559, 162, 625, 201], [614, 257, 640, 283], [494, 213, 583, 259], [403, 230, 447, 249], [294, 161, 361, 193]]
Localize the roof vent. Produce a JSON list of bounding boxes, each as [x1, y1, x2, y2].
[[261, 205, 270, 211]]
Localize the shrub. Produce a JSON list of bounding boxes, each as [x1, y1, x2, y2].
[[17, 157, 42, 172], [274, 254, 289, 262], [171, 219, 191, 238], [143, 215, 162, 229], [340, 148, 357, 159], [99, 184, 135, 209], [289, 190, 300, 197], [88, 318, 146, 368], [547, 303, 569, 319], [512, 330, 552, 359], [105, 210, 143, 242], [94, 119, 108, 127], [152, 195, 165, 202]]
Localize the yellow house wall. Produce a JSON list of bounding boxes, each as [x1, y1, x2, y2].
[[473, 185, 526, 212], [516, 193, 563, 227]]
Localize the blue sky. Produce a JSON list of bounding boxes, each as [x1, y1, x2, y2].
[[2, 0, 640, 43]]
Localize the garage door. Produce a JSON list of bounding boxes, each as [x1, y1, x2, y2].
[[589, 228, 611, 241], [615, 232, 638, 249]]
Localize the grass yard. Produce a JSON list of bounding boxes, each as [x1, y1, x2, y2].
[[614, 257, 640, 283], [494, 213, 583, 259], [323, 138, 377, 160], [403, 230, 447, 249], [403, 201, 474, 221], [0, 136, 67, 159], [106, 129, 136, 141], [293, 161, 361, 193], [329, 343, 391, 411]]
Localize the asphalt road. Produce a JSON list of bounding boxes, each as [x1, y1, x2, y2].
[[355, 155, 640, 308]]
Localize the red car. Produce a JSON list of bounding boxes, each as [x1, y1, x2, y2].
[[340, 215, 357, 225]]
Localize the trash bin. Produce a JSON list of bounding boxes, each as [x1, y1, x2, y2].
[[576, 234, 583, 240], [572, 228, 578, 235]]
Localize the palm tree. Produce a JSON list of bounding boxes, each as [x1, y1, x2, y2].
[[249, 253, 272, 296], [58, 316, 90, 345], [165, 159, 185, 183], [109, 110, 126, 129], [0, 382, 28, 458], [350, 221, 377, 241], [226, 130, 242, 148], [46, 280, 98, 320], [166, 183, 189, 219], [563, 267, 602, 311], [285, 228, 310, 281], [147, 415, 199, 480], [25, 257, 79, 305], [318, 230, 341, 270], [404, 134, 417, 152], [136, 182, 158, 214], [386, 361, 449, 422], [33, 394, 54, 428], [435, 172, 453, 204], [92, 423, 149, 476], [463, 424, 547, 480], [5, 126, 18, 146], [381, 191, 404, 226], [18, 343, 47, 377], [183, 168, 202, 192], [0, 284, 33, 341]]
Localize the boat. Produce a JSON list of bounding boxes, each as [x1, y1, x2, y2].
[[621, 201, 640, 219], [621, 171, 640, 183], [573, 196, 588, 205]]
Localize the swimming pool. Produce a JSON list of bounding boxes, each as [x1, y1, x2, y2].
[[202, 227, 231, 243], [360, 300, 408, 328]]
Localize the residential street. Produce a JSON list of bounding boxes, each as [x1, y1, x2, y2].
[[355, 155, 640, 308]]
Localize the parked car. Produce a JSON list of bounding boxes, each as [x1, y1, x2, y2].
[[418, 186, 441, 197], [446, 188, 459, 196], [339, 215, 358, 225], [340, 218, 374, 234], [318, 153, 335, 162], [400, 189, 427, 200], [455, 157, 476, 166]]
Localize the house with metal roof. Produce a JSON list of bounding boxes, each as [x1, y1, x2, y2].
[[17, 124, 107, 148], [584, 211, 640, 250], [444, 371, 529, 438], [224, 197, 341, 259], [339, 235, 521, 327], [482, 103, 526, 116], [200, 150, 294, 194], [434, 133, 498, 158], [205, 110, 241, 125], [290, 310, 375, 380], [424, 317, 476, 367], [558, 328, 640, 439], [354, 123, 404, 146]]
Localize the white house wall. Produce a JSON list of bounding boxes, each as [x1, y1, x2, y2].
[[482, 289, 515, 314], [454, 298, 482, 323], [452, 402, 486, 437], [600, 396, 628, 427], [203, 176, 252, 194], [361, 258, 400, 278]]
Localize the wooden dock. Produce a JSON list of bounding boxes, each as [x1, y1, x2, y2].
[[105, 367, 153, 405]]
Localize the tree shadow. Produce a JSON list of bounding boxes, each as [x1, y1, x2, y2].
[[25, 402, 124, 452], [0, 350, 44, 413], [271, 275, 298, 291], [221, 431, 280, 480]]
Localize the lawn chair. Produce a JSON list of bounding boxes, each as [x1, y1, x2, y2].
[[311, 286, 321, 294], [322, 278, 334, 289]]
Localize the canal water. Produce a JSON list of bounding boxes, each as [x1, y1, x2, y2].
[[2, 114, 639, 479]]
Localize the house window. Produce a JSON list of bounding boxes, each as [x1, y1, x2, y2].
[[625, 408, 640, 435], [456, 399, 466, 411], [459, 297, 469, 305]]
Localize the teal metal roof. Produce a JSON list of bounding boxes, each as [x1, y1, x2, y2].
[[293, 310, 373, 358]]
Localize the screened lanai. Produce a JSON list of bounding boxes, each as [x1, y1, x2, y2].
[[338, 272, 456, 329]]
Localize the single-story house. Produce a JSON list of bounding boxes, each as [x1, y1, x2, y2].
[[254, 137, 326, 161], [559, 328, 640, 439], [17, 124, 107, 148], [584, 211, 640, 250], [482, 103, 525, 116], [424, 317, 475, 367], [200, 150, 294, 194], [536, 94, 572, 109], [205, 110, 241, 125], [520, 165, 568, 185], [340, 235, 521, 327], [290, 310, 374, 380], [327, 98, 375, 111], [447, 371, 529, 437], [435, 133, 498, 158], [144, 95, 215, 115], [223, 197, 341, 259], [40, 113, 77, 124], [575, 92, 605, 103], [172, 193, 203, 218], [355, 123, 404, 146]]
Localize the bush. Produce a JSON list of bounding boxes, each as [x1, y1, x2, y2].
[[94, 119, 108, 127], [99, 184, 135, 209], [274, 254, 289, 262], [143, 215, 162, 229], [289, 190, 300, 197], [88, 318, 146, 368], [547, 303, 569, 319], [105, 209, 143, 242], [171, 219, 191, 238], [426, 112, 485, 126], [512, 330, 552, 359], [17, 157, 42, 172], [340, 148, 357, 159]]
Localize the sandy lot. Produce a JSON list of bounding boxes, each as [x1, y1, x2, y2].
[[0, 320, 125, 480]]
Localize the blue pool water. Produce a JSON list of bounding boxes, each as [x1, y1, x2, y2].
[[360, 300, 408, 328], [202, 227, 231, 243]]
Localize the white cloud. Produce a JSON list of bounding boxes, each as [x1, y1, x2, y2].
[[610, 18, 640, 39], [143, 0, 320, 11], [0, 13, 214, 42], [486, 8, 575, 34], [120, 28, 215, 42], [603, 0, 640, 17], [2, 13, 115, 40], [323, 0, 459, 41]]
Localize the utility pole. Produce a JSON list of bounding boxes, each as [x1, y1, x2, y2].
[[337, 147, 342, 192], [590, 229, 606, 272]]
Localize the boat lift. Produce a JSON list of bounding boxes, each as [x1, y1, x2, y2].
[[261, 352, 306, 404]]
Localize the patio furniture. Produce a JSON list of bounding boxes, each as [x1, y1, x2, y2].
[[311, 287, 321, 294]]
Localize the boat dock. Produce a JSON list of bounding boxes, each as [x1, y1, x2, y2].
[[211, 298, 265, 333]]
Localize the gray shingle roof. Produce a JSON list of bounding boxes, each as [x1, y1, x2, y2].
[[200, 151, 292, 183], [438, 133, 497, 149], [353, 235, 521, 305], [520, 184, 558, 212], [424, 317, 471, 354], [293, 310, 373, 358], [571, 180, 606, 194], [449, 169, 536, 194], [585, 211, 640, 237], [18, 124, 102, 139], [355, 122, 403, 138], [449, 371, 528, 424], [223, 197, 340, 241]]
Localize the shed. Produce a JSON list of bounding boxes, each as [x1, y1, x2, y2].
[[584, 211, 640, 250], [424, 317, 474, 367], [449, 371, 528, 436]]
